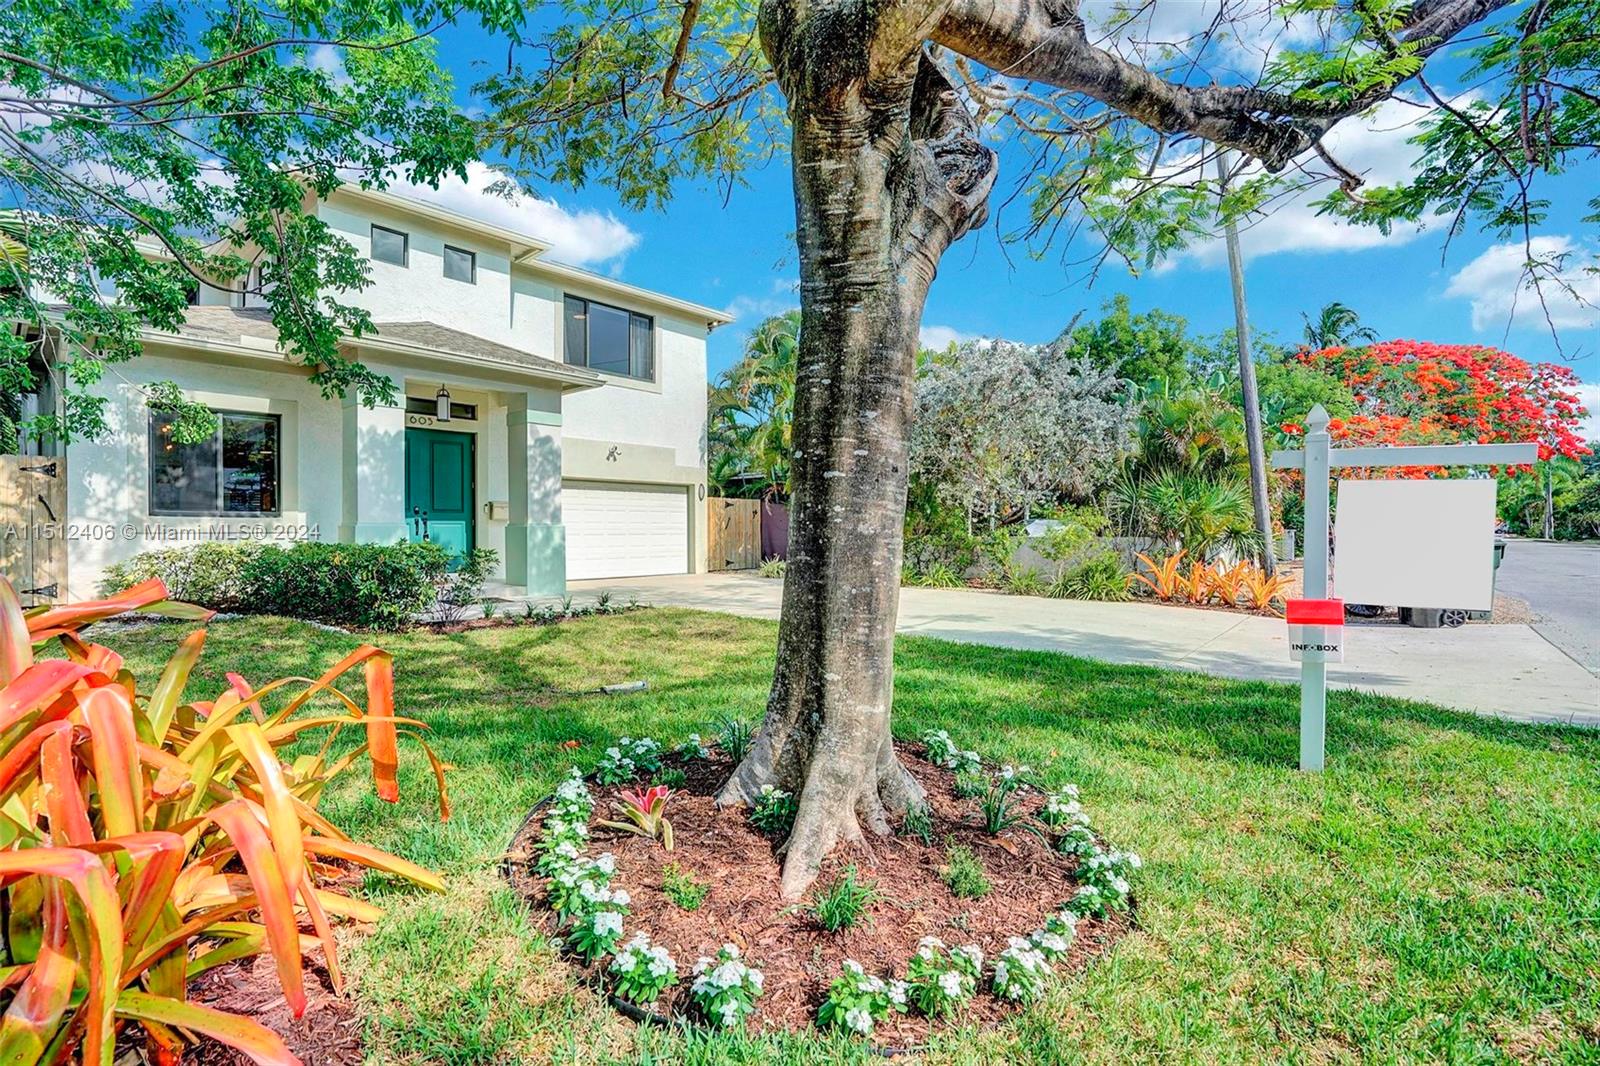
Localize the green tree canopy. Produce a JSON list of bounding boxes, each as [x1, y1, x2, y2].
[[2, 0, 519, 446]]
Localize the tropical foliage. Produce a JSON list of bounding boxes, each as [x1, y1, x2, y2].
[[708, 311, 799, 499], [910, 337, 1133, 530], [1, 0, 520, 448], [0, 577, 447, 1065]]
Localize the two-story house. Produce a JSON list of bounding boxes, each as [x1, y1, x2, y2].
[[39, 184, 731, 599]]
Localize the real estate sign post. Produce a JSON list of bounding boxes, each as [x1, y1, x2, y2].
[[1271, 405, 1538, 771]]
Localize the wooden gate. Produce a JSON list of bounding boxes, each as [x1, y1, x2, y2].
[[0, 455, 67, 605], [708, 496, 761, 571]]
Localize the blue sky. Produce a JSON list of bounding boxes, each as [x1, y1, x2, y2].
[[395, 16, 1600, 434]]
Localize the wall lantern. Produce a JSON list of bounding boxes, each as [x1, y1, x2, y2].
[[435, 385, 452, 422]]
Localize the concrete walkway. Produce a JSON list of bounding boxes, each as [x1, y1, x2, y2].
[[566, 572, 1600, 728]]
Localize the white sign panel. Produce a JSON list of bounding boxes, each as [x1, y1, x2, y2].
[[1333, 479, 1497, 611]]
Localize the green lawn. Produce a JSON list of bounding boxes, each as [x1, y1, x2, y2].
[[108, 608, 1600, 1064]]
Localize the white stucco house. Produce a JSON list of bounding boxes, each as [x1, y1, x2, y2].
[[32, 185, 731, 599]]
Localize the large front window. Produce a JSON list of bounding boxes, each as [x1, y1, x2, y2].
[[149, 411, 280, 515], [563, 295, 653, 380]]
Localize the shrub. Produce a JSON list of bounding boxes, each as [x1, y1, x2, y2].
[[757, 556, 786, 578], [430, 547, 498, 623], [899, 803, 935, 845], [952, 766, 989, 799], [920, 728, 980, 773], [610, 934, 679, 1005], [1002, 564, 1047, 596], [716, 715, 755, 762], [653, 767, 687, 788], [0, 577, 448, 1064], [904, 937, 982, 1016], [940, 843, 990, 898], [919, 562, 964, 588], [594, 736, 664, 784], [662, 862, 710, 910], [809, 865, 881, 931], [1030, 910, 1079, 961], [817, 959, 907, 1036], [240, 540, 456, 629], [98, 540, 263, 608], [689, 943, 765, 1028], [1052, 551, 1132, 601], [977, 768, 1035, 836], [992, 937, 1052, 1003], [748, 784, 798, 836], [676, 732, 711, 759]]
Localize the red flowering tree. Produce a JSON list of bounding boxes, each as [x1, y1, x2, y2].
[[1292, 341, 1591, 463]]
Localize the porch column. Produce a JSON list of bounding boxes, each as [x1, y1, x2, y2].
[[338, 374, 407, 544], [505, 391, 565, 595]]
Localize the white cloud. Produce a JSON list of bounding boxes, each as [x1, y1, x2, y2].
[[1170, 96, 1440, 267], [1574, 383, 1600, 441], [387, 161, 640, 268], [920, 325, 977, 350], [722, 277, 798, 323], [1443, 235, 1600, 332]]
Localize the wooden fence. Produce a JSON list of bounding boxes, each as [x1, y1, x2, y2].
[[0, 455, 67, 605], [708, 496, 762, 571]]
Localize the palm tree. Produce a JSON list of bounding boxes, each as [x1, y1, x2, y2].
[[1301, 301, 1378, 350], [707, 311, 800, 498]]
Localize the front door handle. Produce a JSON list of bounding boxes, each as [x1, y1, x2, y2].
[[412, 506, 422, 537], [421, 511, 430, 541]]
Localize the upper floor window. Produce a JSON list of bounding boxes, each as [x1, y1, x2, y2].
[[149, 410, 280, 516], [443, 244, 476, 284], [371, 224, 408, 267], [563, 295, 653, 381]]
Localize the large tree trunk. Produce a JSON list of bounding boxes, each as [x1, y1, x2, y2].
[[716, 7, 996, 899]]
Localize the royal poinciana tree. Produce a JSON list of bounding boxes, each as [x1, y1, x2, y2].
[[482, 0, 1563, 895]]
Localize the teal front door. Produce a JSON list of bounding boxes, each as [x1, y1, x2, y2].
[[405, 427, 474, 562]]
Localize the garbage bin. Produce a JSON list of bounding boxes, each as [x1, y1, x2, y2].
[[1467, 538, 1507, 622], [1405, 538, 1504, 627]]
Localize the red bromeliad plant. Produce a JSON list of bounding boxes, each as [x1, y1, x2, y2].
[[599, 785, 675, 850], [0, 577, 448, 1066]]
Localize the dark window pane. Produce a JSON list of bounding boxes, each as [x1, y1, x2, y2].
[[220, 414, 278, 513], [629, 313, 653, 380], [563, 296, 588, 366], [149, 414, 219, 514], [587, 302, 631, 376], [443, 245, 475, 283], [371, 225, 407, 266]]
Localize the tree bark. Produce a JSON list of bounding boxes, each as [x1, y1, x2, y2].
[[716, 4, 996, 898]]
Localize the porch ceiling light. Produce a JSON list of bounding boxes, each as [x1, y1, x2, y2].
[[435, 385, 452, 422]]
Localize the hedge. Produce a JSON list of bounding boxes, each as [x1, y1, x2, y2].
[[99, 541, 456, 630]]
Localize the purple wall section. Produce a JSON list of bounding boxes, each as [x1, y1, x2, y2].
[[761, 500, 789, 561]]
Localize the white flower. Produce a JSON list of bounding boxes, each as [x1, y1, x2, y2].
[[612, 889, 631, 906], [718, 999, 740, 1026], [956, 944, 984, 971], [595, 853, 616, 874], [937, 971, 964, 997], [693, 956, 711, 974], [887, 980, 908, 1006], [748, 968, 764, 990], [721, 942, 741, 958], [844, 1006, 873, 1034], [843, 959, 864, 976], [593, 911, 623, 936]]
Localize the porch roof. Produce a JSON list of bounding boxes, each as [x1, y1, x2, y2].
[[140, 307, 603, 390]]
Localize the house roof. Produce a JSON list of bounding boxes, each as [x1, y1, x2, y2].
[[140, 306, 603, 389]]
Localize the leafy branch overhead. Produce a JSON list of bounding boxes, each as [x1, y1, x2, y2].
[[1, 0, 521, 446]]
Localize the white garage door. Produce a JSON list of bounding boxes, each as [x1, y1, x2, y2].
[[562, 480, 689, 580]]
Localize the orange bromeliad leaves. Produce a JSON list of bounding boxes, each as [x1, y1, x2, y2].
[[1132, 550, 1187, 601], [0, 577, 449, 1065]]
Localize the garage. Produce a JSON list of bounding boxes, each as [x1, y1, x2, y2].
[[562, 480, 690, 580]]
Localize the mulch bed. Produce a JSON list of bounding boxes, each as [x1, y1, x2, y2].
[[187, 953, 361, 1066], [504, 745, 1134, 1044]]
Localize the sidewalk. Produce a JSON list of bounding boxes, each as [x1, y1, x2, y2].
[[564, 572, 1599, 728]]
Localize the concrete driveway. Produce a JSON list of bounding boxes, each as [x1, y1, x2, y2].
[[569, 572, 1599, 728], [1493, 538, 1600, 676]]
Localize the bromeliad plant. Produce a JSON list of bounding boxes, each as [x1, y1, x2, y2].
[[0, 577, 448, 1066], [599, 785, 676, 850]]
